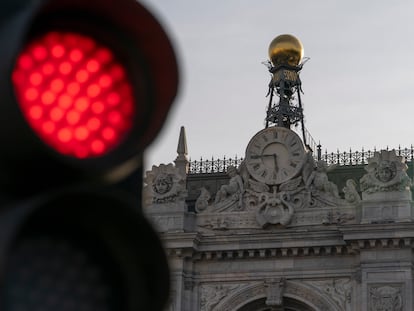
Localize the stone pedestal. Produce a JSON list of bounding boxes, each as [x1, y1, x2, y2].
[[361, 191, 413, 223]]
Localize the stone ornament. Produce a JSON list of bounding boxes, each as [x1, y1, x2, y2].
[[255, 185, 296, 227], [196, 155, 356, 229], [214, 165, 244, 208], [195, 187, 211, 213], [144, 163, 187, 204], [265, 278, 285, 307], [360, 150, 411, 194], [369, 284, 403, 311], [200, 283, 242, 311], [342, 179, 361, 204], [304, 278, 353, 311], [245, 153, 351, 227], [194, 128, 358, 229], [305, 160, 339, 199], [322, 211, 355, 225]]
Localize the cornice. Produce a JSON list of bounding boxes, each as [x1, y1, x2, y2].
[[161, 223, 414, 260]]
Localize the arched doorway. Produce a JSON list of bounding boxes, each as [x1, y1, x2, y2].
[[237, 297, 315, 311]]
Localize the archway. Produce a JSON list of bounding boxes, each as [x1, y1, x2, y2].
[[237, 297, 315, 311], [215, 281, 339, 311]]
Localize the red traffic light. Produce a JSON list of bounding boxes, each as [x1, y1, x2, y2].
[[12, 31, 135, 159], [0, 0, 179, 195], [0, 1, 177, 310]]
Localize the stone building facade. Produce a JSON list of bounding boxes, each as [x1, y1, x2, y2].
[[144, 127, 414, 311]]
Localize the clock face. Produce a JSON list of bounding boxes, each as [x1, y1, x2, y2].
[[245, 127, 305, 185]]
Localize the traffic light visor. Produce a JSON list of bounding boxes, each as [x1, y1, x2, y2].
[[12, 31, 136, 159]]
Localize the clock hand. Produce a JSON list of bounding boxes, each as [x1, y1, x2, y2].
[[273, 153, 279, 173]]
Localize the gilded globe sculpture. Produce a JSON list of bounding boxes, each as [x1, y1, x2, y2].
[[268, 34, 304, 67]]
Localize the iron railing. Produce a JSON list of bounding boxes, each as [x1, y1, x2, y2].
[[320, 146, 414, 166], [189, 156, 244, 174], [188, 146, 414, 174]]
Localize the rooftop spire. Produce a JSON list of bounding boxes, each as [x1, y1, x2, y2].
[[265, 34, 309, 147], [176, 126, 188, 157], [174, 126, 189, 177]]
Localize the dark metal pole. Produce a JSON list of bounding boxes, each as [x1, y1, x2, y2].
[[265, 86, 274, 128], [297, 88, 307, 146]]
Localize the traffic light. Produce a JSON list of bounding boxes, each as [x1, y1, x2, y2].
[[0, 0, 178, 310]]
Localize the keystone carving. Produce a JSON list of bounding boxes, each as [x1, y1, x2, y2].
[[265, 278, 285, 306]]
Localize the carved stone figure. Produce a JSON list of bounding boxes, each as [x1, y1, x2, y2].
[[195, 187, 211, 212], [360, 150, 411, 194], [302, 151, 316, 188], [255, 188, 296, 227], [343, 179, 361, 204], [196, 151, 356, 229], [307, 160, 339, 198], [153, 173, 173, 195], [215, 166, 244, 207], [143, 163, 187, 204]]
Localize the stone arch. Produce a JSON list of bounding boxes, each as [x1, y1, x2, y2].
[[237, 297, 315, 311], [215, 281, 340, 311]]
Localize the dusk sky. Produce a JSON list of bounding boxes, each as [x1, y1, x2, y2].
[[141, 0, 414, 170]]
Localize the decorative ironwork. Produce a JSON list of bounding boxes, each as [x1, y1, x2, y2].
[[303, 126, 318, 153], [264, 34, 309, 147], [189, 156, 244, 174], [320, 145, 414, 166], [265, 63, 305, 130], [188, 146, 414, 174]]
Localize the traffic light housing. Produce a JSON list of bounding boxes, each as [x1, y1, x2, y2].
[[0, 0, 178, 310]]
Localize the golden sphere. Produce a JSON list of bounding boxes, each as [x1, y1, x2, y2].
[[268, 34, 304, 67]]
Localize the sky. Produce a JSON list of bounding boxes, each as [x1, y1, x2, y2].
[[140, 0, 414, 171]]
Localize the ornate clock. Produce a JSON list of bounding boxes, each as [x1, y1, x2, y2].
[[245, 127, 306, 185]]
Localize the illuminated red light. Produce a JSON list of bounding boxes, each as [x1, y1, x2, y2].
[[12, 31, 135, 158]]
